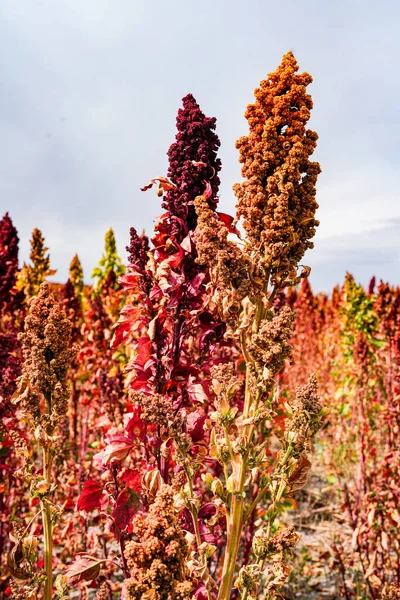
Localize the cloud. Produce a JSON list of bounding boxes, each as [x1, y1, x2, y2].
[[307, 219, 400, 292]]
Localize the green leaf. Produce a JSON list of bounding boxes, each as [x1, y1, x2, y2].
[[339, 403, 351, 416]]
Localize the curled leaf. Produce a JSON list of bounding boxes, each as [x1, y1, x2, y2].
[[94, 435, 135, 466], [7, 542, 31, 581], [288, 454, 312, 494], [186, 378, 208, 404], [141, 176, 175, 196], [66, 553, 105, 585], [216, 212, 240, 236]]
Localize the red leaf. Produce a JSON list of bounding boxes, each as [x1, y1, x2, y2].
[[202, 180, 212, 199], [187, 273, 206, 298], [149, 284, 163, 300], [118, 272, 141, 291], [194, 583, 209, 600], [136, 337, 153, 367], [129, 371, 152, 391], [172, 365, 199, 379], [186, 411, 206, 442], [110, 322, 130, 349], [77, 480, 104, 512], [64, 498, 76, 511], [66, 554, 105, 585], [112, 489, 140, 530], [180, 235, 192, 253], [95, 435, 135, 466], [186, 377, 208, 404], [157, 267, 185, 293], [125, 412, 147, 441], [119, 469, 142, 492], [111, 306, 144, 349], [216, 212, 240, 235], [167, 246, 185, 268]]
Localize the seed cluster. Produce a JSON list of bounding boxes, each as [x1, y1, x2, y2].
[[124, 485, 192, 600]]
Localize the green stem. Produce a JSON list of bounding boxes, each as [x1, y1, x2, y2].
[[240, 455, 291, 600], [223, 426, 235, 461], [42, 498, 53, 600], [244, 484, 270, 523], [217, 492, 245, 600], [217, 330, 264, 599]]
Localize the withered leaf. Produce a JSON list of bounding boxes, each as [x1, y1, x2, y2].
[[288, 454, 312, 494]]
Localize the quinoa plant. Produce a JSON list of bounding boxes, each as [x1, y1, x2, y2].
[[92, 228, 125, 297], [68, 254, 85, 299], [193, 50, 323, 600], [0, 213, 26, 596], [9, 283, 76, 599], [19, 229, 56, 298]]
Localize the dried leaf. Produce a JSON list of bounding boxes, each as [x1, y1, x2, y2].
[[66, 553, 105, 585], [140, 176, 175, 194], [288, 454, 312, 493], [187, 378, 208, 404], [95, 435, 135, 466]]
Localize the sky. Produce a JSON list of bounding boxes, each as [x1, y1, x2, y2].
[[0, 0, 399, 293]]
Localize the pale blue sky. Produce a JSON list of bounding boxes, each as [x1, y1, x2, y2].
[[1, 0, 399, 292]]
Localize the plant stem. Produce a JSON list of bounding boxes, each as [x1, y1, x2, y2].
[[217, 271, 280, 600], [111, 467, 130, 578], [244, 484, 269, 522], [217, 492, 245, 600], [218, 297, 266, 600], [240, 452, 291, 600], [186, 476, 213, 600], [42, 446, 53, 600]]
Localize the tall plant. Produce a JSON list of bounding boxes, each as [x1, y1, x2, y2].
[[71, 92, 226, 597], [0, 212, 23, 404], [92, 228, 125, 296], [19, 228, 56, 298], [69, 254, 85, 298], [0, 213, 25, 596], [10, 283, 76, 599], [193, 50, 322, 599]]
